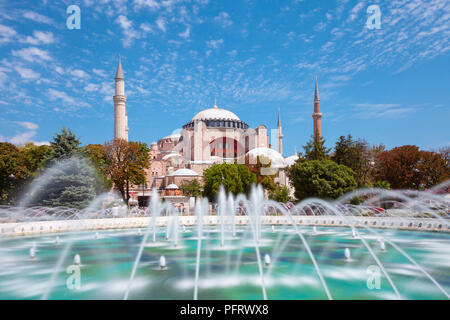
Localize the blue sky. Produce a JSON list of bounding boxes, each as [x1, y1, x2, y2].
[[0, 0, 449, 155]]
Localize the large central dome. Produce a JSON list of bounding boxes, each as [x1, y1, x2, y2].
[[192, 107, 240, 121], [183, 100, 248, 129]]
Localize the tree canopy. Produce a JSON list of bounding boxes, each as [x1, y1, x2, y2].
[[332, 135, 372, 187], [302, 135, 331, 161], [268, 185, 292, 203], [288, 159, 357, 200], [104, 138, 150, 204], [46, 127, 81, 163], [202, 163, 257, 201], [374, 145, 448, 190], [180, 179, 202, 197], [26, 128, 97, 208]]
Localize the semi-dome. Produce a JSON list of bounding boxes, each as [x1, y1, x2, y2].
[[192, 107, 240, 121], [246, 147, 286, 168], [168, 168, 199, 177]]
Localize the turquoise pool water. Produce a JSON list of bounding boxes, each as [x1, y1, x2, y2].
[[0, 226, 448, 300]]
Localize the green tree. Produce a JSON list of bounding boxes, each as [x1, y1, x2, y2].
[[104, 139, 150, 205], [35, 156, 97, 209], [374, 180, 391, 189], [84, 144, 112, 193], [180, 179, 202, 197], [19, 143, 52, 176], [28, 128, 97, 208], [302, 135, 331, 160], [203, 163, 257, 201], [332, 135, 371, 187], [288, 159, 357, 200], [269, 185, 292, 203], [0, 143, 28, 204], [45, 127, 82, 163]]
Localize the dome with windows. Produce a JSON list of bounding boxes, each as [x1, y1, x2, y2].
[[183, 101, 248, 129], [192, 107, 240, 121]]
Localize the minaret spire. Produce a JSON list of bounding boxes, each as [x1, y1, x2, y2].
[[277, 106, 283, 155], [113, 54, 128, 141], [314, 75, 319, 102], [115, 54, 124, 80], [312, 75, 322, 141]]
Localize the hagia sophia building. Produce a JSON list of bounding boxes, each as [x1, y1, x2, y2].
[[112, 56, 322, 205]]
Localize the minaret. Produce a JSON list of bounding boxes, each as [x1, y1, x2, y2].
[[312, 76, 322, 141], [113, 55, 128, 141], [277, 107, 283, 155]]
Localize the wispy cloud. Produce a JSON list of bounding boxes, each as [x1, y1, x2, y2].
[[0, 24, 17, 44], [22, 10, 54, 25], [21, 30, 56, 45], [214, 12, 233, 28], [206, 38, 224, 49], [12, 47, 52, 63], [353, 103, 414, 119], [14, 66, 40, 79]]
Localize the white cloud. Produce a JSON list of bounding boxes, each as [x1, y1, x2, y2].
[[92, 68, 107, 77], [84, 83, 99, 92], [22, 31, 56, 45], [70, 69, 89, 79], [178, 26, 190, 40], [47, 88, 89, 108], [16, 121, 38, 130], [156, 17, 167, 32], [55, 66, 64, 75], [0, 24, 17, 44], [14, 66, 40, 79], [214, 12, 233, 28], [22, 11, 54, 25], [354, 103, 414, 119], [133, 0, 160, 10], [116, 15, 141, 47], [346, 2, 365, 23], [0, 124, 49, 146], [140, 23, 153, 33], [12, 47, 52, 63], [206, 39, 224, 49]]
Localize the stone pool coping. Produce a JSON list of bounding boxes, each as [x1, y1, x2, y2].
[[0, 215, 448, 237]]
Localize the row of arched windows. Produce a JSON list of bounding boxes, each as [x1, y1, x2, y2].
[[183, 120, 249, 129]]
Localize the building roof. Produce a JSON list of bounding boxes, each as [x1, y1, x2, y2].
[[166, 184, 179, 190], [284, 154, 299, 166], [162, 153, 182, 161], [162, 133, 181, 140], [168, 168, 199, 177], [246, 147, 286, 168], [192, 104, 240, 121]]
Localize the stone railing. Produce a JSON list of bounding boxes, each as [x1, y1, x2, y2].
[[0, 215, 448, 237]]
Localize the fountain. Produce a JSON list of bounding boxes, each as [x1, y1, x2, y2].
[[344, 248, 351, 261], [29, 247, 35, 260], [264, 254, 271, 267], [74, 254, 81, 266], [0, 178, 448, 300], [160, 256, 167, 270]]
